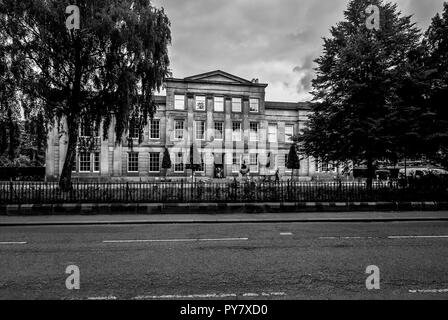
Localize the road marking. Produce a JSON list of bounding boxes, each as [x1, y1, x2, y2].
[[319, 236, 371, 240], [280, 232, 293, 236], [388, 235, 448, 239], [133, 292, 286, 300], [409, 289, 448, 294], [0, 241, 27, 245], [103, 237, 248, 244], [87, 296, 117, 300]]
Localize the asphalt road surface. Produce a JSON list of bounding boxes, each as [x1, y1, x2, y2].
[[0, 220, 447, 299]]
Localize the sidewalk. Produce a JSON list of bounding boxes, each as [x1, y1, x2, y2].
[[1, 201, 448, 216], [1, 210, 447, 226]]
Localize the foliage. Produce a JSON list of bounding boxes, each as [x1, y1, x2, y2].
[[0, 0, 171, 189], [298, 0, 422, 183]]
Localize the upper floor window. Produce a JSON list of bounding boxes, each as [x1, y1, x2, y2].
[[149, 119, 160, 139], [214, 97, 224, 112], [174, 95, 185, 110], [80, 121, 99, 138], [268, 124, 278, 143], [128, 120, 140, 139], [195, 96, 206, 111], [285, 125, 294, 143], [249, 98, 259, 113], [195, 120, 205, 140], [174, 120, 184, 140], [232, 122, 242, 141], [231, 98, 242, 113], [249, 122, 259, 141], [214, 122, 224, 140]]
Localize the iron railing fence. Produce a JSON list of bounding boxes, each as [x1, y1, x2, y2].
[[1, 179, 447, 204]]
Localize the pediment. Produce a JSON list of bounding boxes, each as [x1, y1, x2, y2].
[[184, 70, 253, 84]]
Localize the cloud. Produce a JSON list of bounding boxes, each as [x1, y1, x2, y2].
[[153, 0, 445, 102]]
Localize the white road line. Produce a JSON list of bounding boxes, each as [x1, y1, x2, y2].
[[388, 235, 448, 239], [103, 237, 248, 244], [319, 236, 371, 240], [133, 292, 285, 300], [409, 289, 448, 294], [87, 296, 117, 300], [0, 241, 27, 245], [280, 232, 293, 236]]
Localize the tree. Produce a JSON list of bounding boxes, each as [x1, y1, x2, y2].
[[286, 143, 301, 180], [161, 147, 171, 180], [0, 0, 171, 189], [298, 0, 422, 186], [422, 2, 448, 168]]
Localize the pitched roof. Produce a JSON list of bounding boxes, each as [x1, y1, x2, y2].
[[166, 70, 268, 87]]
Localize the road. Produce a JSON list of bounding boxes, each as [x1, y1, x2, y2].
[[0, 219, 447, 299]]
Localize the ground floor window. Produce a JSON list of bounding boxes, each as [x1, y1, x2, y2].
[[75, 152, 100, 173], [149, 152, 160, 173], [196, 153, 205, 172], [174, 152, 184, 172], [232, 153, 241, 173], [128, 152, 139, 173], [249, 153, 259, 173]]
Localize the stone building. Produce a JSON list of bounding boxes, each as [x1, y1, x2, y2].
[[45, 70, 338, 181]]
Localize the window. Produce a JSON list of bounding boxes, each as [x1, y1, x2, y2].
[[232, 153, 241, 173], [214, 122, 223, 140], [268, 124, 278, 143], [79, 152, 91, 172], [195, 96, 206, 111], [249, 98, 259, 113], [174, 152, 184, 172], [80, 122, 99, 137], [232, 122, 242, 141], [314, 158, 319, 172], [321, 161, 329, 172], [249, 122, 259, 141], [249, 153, 258, 173], [285, 125, 294, 143], [174, 120, 184, 140], [76, 152, 100, 172], [149, 119, 160, 139], [214, 97, 224, 112], [174, 95, 185, 110], [195, 120, 205, 140], [93, 152, 100, 172], [232, 98, 242, 113], [149, 152, 160, 172], [128, 120, 140, 139], [128, 152, 139, 172]]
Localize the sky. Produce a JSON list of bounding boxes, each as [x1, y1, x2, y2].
[[152, 0, 446, 102]]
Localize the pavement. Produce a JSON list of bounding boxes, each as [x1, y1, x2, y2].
[[1, 219, 448, 299], [2, 201, 448, 216], [0, 210, 447, 226]]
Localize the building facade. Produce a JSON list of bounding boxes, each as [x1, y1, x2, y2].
[[45, 70, 338, 181]]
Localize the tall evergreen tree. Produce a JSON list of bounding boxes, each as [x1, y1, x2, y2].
[[299, 0, 422, 186], [422, 2, 448, 168], [0, 0, 171, 189]]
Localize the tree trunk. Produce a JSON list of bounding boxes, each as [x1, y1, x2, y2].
[[366, 157, 374, 189], [59, 117, 78, 191], [59, 31, 82, 191]]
